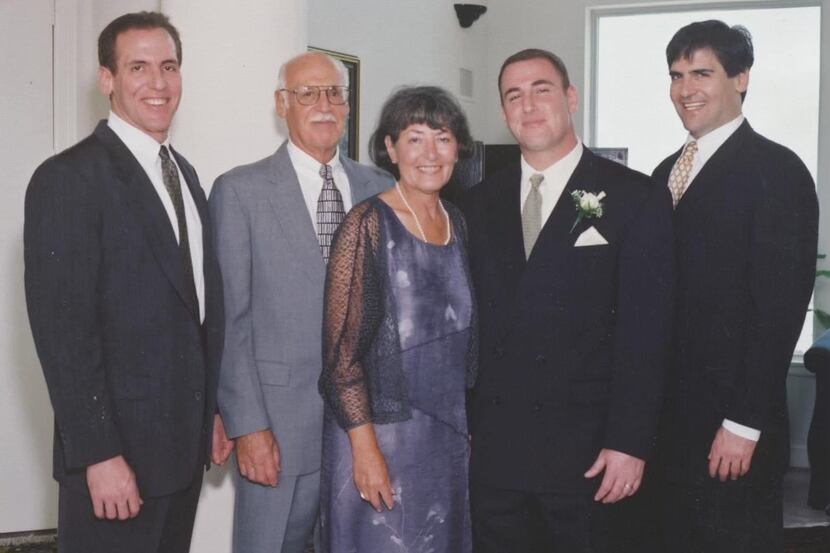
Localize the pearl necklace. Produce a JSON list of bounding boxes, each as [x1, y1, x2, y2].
[[395, 182, 450, 245]]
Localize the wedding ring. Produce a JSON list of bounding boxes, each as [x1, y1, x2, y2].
[[360, 492, 366, 500]]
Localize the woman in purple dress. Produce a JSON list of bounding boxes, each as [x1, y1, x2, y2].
[[319, 86, 476, 553]]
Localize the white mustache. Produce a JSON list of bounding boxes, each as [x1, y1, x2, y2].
[[310, 114, 337, 123]]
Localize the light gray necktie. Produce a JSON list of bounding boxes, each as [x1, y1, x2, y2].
[[522, 173, 544, 259]]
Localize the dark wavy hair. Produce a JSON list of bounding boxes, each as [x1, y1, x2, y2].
[[667, 20, 753, 100], [369, 86, 474, 180], [98, 11, 182, 74]]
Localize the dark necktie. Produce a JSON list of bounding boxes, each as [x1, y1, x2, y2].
[[317, 164, 346, 263], [159, 145, 198, 311]]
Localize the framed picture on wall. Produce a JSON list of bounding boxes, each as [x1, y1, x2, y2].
[[590, 147, 628, 167], [308, 47, 360, 161]]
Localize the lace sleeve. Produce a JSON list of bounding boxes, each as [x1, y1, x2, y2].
[[319, 201, 382, 429]]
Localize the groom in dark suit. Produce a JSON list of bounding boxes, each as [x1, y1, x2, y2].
[[24, 12, 228, 553], [653, 20, 818, 552], [461, 48, 673, 552]]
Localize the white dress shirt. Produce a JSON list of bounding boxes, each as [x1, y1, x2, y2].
[[519, 142, 583, 227], [680, 114, 745, 189], [673, 114, 759, 442], [108, 111, 205, 323], [286, 140, 353, 234]]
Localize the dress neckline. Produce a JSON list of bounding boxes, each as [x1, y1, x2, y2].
[[375, 196, 456, 249]]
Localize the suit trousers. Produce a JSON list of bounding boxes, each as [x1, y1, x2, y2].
[[470, 479, 610, 553], [659, 474, 783, 553], [232, 468, 320, 553], [57, 470, 203, 553]]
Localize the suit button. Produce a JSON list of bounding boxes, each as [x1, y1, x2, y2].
[[532, 402, 542, 413], [487, 300, 496, 308], [490, 396, 501, 406], [493, 347, 505, 359], [535, 354, 546, 364], [194, 391, 202, 400]]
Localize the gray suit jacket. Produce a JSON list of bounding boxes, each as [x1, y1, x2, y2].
[[210, 142, 392, 476]]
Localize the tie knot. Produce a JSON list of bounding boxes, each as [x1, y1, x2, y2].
[[319, 164, 333, 180], [684, 140, 698, 157], [529, 173, 544, 190], [159, 145, 172, 161]]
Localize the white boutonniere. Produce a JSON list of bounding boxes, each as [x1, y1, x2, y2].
[[570, 190, 606, 233]]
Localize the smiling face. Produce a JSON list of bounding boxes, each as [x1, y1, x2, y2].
[[276, 53, 349, 163], [669, 47, 748, 139], [499, 57, 578, 169], [384, 124, 458, 194], [97, 27, 181, 143]]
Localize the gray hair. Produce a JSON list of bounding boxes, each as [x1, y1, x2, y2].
[[276, 52, 349, 91]]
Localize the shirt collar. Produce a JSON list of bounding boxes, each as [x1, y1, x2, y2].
[[286, 139, 342, 174], [107, 110, 172, 167], [520, 140, 583, 185], [686, 114, 744, 163]]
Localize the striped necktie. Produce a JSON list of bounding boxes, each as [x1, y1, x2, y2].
[[317, 164, 346, 263]]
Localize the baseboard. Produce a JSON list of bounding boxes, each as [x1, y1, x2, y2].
[[0, 529, 56, 547]]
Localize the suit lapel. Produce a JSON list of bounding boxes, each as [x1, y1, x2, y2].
[[676, 121, 751, 211], [95, 123, 200, 319], [266, 144, 326, 283], [342, 155, 370, 204], [489, 163, 527, 294], [527, 147, 598, 263], [173, 147, 211, 318]]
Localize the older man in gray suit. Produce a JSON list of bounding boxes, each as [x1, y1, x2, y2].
[[209, 52, 392, 553]]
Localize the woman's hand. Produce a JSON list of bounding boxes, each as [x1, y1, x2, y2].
[[348, 424, 395, 511]]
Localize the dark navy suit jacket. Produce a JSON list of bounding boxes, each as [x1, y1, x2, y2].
[[461, 147, 674, 493], [654, 121, 818, 484], [24, 121, 224, 498]]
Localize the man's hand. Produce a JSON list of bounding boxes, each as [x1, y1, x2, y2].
[[584, 448, 644, 504], [86, 455, 143, 520], [235, 429, 281, 486], [211, 414, 234, 466], [708, 426, 757, 481]]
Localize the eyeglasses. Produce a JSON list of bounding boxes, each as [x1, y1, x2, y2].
[[279, 85, 350, 106]]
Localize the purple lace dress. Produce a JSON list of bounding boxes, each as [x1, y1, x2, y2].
[[319, 197, 473, 553]]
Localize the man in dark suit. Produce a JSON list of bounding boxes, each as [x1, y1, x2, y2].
[[460, 48, 673, 552], [653, 20, 818, 553], [24, 12, 229, 553]]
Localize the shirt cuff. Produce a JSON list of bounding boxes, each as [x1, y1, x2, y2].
[[722, 419, 761, 441]]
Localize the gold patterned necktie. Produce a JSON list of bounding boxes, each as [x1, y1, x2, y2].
[[521, 173, 544, 259], [317, 164, 346, 264], [159, 145, 198, 311], [668, 140, 698, 208]]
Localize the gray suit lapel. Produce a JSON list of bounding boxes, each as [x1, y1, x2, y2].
[[342, 156, 370, 205], [266, 144, 326, 283]]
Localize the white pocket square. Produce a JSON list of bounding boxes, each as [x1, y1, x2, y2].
[[574, 226, 608, 247]]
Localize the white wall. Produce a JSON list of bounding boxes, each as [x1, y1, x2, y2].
[[307, 0, 489, 162]]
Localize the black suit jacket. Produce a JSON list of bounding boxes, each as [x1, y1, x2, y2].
[[24, 121, 224, 498], [653, 121, 818, 484], [461, 147, 674, 493]]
